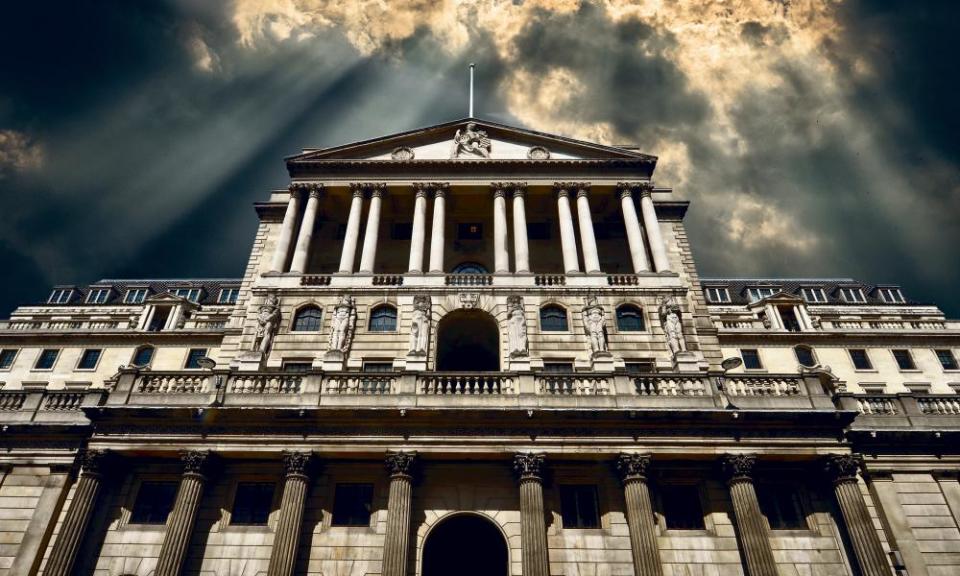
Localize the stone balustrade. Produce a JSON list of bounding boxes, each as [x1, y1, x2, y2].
[[537, 374, 610, 395], [0, 319, 131, 332], [836, 392, 960, 429], [228, 373, 302, 394], [725, 376, 802, 397], [445, 274, 493, 286], [633, 375, 708, 396], [0, 389, 105, 423], [419, 372, 514, 395], [323, 373, 395, 395]]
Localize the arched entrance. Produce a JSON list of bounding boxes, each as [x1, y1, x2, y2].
[[435, 309, 500, 371], [422, 514, 508, 576]]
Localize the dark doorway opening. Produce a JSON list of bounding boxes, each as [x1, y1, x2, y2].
[[422, 514, 508, 576], [435, 309, 500, 371]]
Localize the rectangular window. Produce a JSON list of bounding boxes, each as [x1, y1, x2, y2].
[[543, 362, 575, 373], [390, 223, 413, 240], [48, 289, 73, 304], [741, 349, 762, 370], [527, 222, 551, 240], [218, 288, 239, 304], [705, 287, 731, 303], [363, 362, 394, 372], [747, 287, 777, 303], [660, 484, 705, 530], [148, 306, 171, 331], [757, 484, 806, 530], [86, 288, 111, 304], [839, 287, 866, 303], [124, 288, 149, 304], [0, 349, 18, 370], [184, 348, 208, 369], [231, 482, 275, 525], [34, 349, 60, 370], [849, 349, 873, 370], [130, 481, 178, 524], [892, 349, 916, 370], [794, 346, 816, 368], [77, 349, 102, 370], [801, 288, 827, 303], [560, 485, 600, 529], [936, 349, 959, 371], [172, 288, 202, 303], [332, 483, 373, 526], [778, 306, 802, 332], [457, 222, 483, 240], [877, 288, 905, 303], [625, 361, 656, 374], [282, 361, 313, 373]]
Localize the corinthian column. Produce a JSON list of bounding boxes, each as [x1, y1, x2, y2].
[[428, 184, 447, 273], [514, 453, 550, 576], [408, 184, 429, 273], [617, 183, 651, 273], [267, 452, 315, 576], [638, 183, 670, 272], [722, 454, 777, 576], [492, 183, 510, 273], [44, 450, 110, 576], [616, 454, 663, 576], [270, 187, 302, 272], [512, 183, 530, 273], [554, 183, 580, 273], [155, 451, 215, 576], [338, 185, 365, 273], [359, 184, 385, 273], [825, 455, 892, 576], [290, 184, 323, 274], [575, 184, 601, 273], [382, 451, 417, 576]]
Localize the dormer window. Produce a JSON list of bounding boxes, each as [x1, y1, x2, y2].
[[747, 287, 777, 303], [171, 288, 202, 303], [801, 288, 827, 303], [86, 288, 112, 304], [705, 287, 731, 303], [218, 288, 240, 304], [877, 288, 905, 303], [48, 289, 73, 304], [839, 287, 866, 303], [124, 288, 149, 304]]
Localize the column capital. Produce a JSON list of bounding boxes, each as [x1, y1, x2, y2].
[[722, 453, 757, 484], [824, 454, 863, 484], [575, 183, 592, 198], [369, 183, 387, 198], [282, 451, 316, 480], [615, 182, 633, 200], [78, 448, 111, 479], [290, 182, 324, 198], [616, 453, 652, 484], [512, 182, 528, 198], [513, 452, 546, 483], [385, 450, 417, 479], [181, 450, 215, 479], [553, 181, 573, 198], [432, 182, 449, 198], [491, 182, 508, 199], [412, 182, 430, 199], [349, 183, 366, 198], [635, 181, 655, 198]]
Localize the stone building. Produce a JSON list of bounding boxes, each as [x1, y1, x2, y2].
[[0, 118, 958, 576]]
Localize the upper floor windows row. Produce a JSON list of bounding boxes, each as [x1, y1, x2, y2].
[[705, 284, 907, 305], [292, 304, 399, 333], [45, 286, 240, 306], [736, 346, 959, 374], [0, 345, 211, 372]]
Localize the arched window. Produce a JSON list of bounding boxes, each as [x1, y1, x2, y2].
[[451, 262, 488, 274], [131, 345, 155, 367], [369, 305, 398, 332], [616, 305, 645, 331], [794, 345, 817, 368], [540, 305, 568, 332], [292, 306, 323, 332]]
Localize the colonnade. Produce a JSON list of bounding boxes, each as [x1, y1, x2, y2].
[[270, 181, 671, 275], [44, 450, 894, 576]]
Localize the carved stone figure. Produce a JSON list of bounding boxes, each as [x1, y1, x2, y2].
[[581, 295, 609, 356], [450, 122, 491, 159], [506, 296, 528, 358], [328, 295, 357, 354], [659, 297, 687, 356], [408, 295, 431, 357], [253, 293, 281, 355]]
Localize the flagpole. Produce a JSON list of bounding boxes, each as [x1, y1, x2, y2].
[[469, 63, 475, 117]]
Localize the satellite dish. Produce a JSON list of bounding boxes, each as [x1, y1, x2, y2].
[[721, 357, 743, 371]]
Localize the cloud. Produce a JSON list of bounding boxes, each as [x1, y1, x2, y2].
[[0, 130, 43, 175]]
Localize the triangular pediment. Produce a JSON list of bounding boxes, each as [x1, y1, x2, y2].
[[746, 291, 805, 308], [287, 118, 656, 163]]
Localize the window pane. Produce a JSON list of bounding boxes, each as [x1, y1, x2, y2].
[[132, 346, 154, 367], [741, 349, 762, 370], [936, 350, 959, 370], [560, 485, 600, 529], [369, 306, 397, 332], [794, 347, 816, 368], [0, 349, 17, 370], [293, 308, 323, 331], [77, 349, 102, 370], [131, 481, 178, 524], [625, 361, 655, 374], [543, 362, 574, 373], [218, 289, 239, 304], [661, 485, 705, 530], [616, 306, 645, 331], [893, 349, 916, 370], [35, 349, 59, 370], [125, 289, 148, 304], [778, 307, 802, 332], [540, 307, 568, 331], [282, 362, 313, 373], [363, 362, 394, 372], [758, 485, 806, 530], [231, 483, 275, 525], [332, 483, 373, 526], [185, 348, 207, 369]]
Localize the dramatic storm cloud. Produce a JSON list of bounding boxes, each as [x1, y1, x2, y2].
[[0, 0, 957, 315]]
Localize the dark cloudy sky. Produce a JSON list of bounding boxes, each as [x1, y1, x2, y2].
[[1, 0, 958, 316]]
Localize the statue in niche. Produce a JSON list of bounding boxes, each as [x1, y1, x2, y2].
[[507, 296, 528, 358], [253, 292, 281, 355], [327, 295, 357, 355], [408, 295, 431, 357], [659, 296, 687, 356], [581, 295, 610, 356], [450, 122, 491, 159]]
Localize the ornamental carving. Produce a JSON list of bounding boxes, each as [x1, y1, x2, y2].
[[450, 122, 491, 159], [507, 295, 528, 358], [616, 453, 652, 483], [181, 450, 214, 477], [79, 448, 110, 477], [253, 292, 281, 355], [290, 182, 323, 197], [391, 146, 415, 161], [327, 295, 357, 355], [527, 146, 550, 160], [722, 454, 757, 482], [407, 295, 431, 357], [824, 454, 862, 483], [283, 451, 315, 478], [513, 452, 546, 482], [385, 450, 417, 477]]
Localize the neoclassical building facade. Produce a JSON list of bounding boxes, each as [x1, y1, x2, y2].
[[0, 119, 958, 576]]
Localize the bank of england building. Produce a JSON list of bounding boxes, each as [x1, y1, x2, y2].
[[1, 119, 959, 576]]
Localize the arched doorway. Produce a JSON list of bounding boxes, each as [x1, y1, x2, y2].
[[422, 514, 508, 576], [435, 309, 500, 371]]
